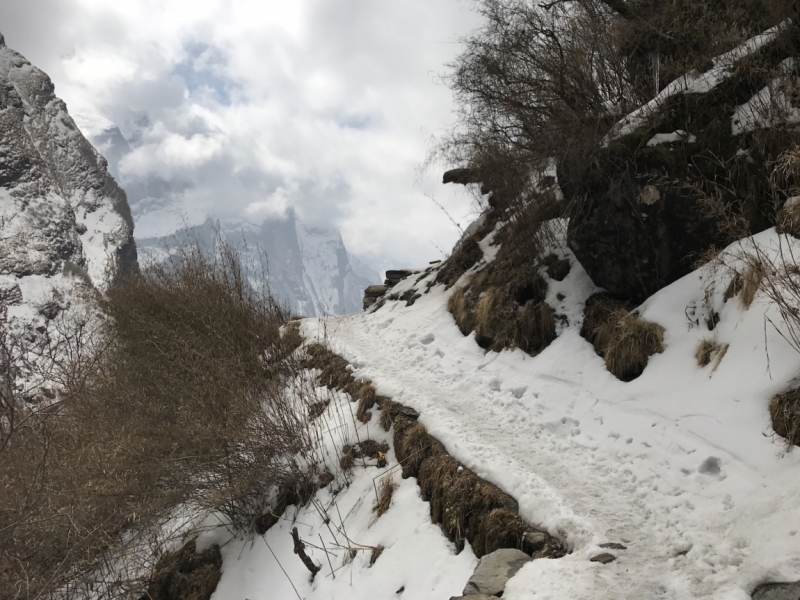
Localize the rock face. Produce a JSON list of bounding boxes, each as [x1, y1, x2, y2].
[[462, 548, 532, 597], [566, 22, 799, 302], [0, 32, 136, 290], [137, 213, 378, 316]]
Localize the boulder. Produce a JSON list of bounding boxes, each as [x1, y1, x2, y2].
[[362, 284, 389, 310], [752, 582, 800, 600], [384, 270, 416, 287], [462, 548, 532, 597], [590, 553, 617, 564], [565, 23, 798, 302]]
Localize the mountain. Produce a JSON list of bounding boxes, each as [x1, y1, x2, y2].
[[136, 212, 379, 316], [0, 31, 136, 329]]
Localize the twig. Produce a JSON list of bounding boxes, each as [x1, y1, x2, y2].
[[319, 534, 335, 580], [291, 527, 320, 578]]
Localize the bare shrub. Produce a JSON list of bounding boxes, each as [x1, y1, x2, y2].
[[593, 310, 665, 381], [0, 241, 323, 600]]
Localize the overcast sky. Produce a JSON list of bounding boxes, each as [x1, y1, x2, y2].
[[0, 0, 483, 267]]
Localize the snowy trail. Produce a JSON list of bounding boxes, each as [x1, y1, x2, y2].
[[302, 239, 800, 600]]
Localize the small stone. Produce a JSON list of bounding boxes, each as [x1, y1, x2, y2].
[[449, 596, 499, 600], [590, 553, 617, 564], [522, 531, 548, 552], [599, 542, 627, 550]]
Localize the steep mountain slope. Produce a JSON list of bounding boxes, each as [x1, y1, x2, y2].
[[0, 30, 136, 332], [136, 212, 378, 316]]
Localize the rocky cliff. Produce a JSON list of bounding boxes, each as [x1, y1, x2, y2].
[[0, 30, 136, 325]]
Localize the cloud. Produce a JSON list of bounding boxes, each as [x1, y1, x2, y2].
[[0, 0, 484, 266]]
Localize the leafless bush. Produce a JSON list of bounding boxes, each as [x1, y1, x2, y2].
[[0, 241, 327, 600]]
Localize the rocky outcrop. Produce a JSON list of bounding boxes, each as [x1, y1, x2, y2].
[[566, 22, 799, 302], [752, 581, 800, 600], [363, 284, 389, 310], [0, 31, 136, 289]]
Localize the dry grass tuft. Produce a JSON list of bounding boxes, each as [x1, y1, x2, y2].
[[770, 389, 800, 446], [696, 339, 730, 371], [374, 476, 397, 519], [448, 287, 476, 336], [593, 310, 665, 381], [378, 398, 403, 432], [740, 257, 767, 309], [340, 445, 355, 472], [696, 339, 718, 367], [393, 419, 433, 478], [369, 545, 384, 567], [355, 382, 377, 423]]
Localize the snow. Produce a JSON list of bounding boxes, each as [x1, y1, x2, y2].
[[204, 370, 477, 600], [647, 130, 697, 146], [731, 59, 800, 135], [274, 227, 800, 599]]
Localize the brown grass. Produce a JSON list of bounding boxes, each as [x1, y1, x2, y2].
[[593, 310, 665, 381], [740, 257, 766, 308], [696, 339, 718, 367], [355, 382, 377, 423], [340, 445, 355, 472], [374, 476, 397, 518], [0, 241, 323, 599], [770, 389, 800, 446]]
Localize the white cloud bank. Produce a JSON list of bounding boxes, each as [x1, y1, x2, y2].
[[0, 0, 484, 267]]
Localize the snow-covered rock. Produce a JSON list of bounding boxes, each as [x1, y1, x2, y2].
[[0, 30, 136, 293]]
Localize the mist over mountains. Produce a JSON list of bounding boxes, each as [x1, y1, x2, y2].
[[90, 116, 382, 316]]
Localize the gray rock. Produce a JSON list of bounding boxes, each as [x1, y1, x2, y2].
[[522, 530, 548, 553], [450, 595, 499, 600], [364, 284, 389, 296], [462, 548, 531, 597], [752, 581, 800, 600], [599, 542, 627, 550], [590, 553, 617, 564]]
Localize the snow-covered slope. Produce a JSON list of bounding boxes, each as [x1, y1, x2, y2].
[[213, 225, 800, 600], [136, 212, 379, 316], [0, 30, 136, 336]]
